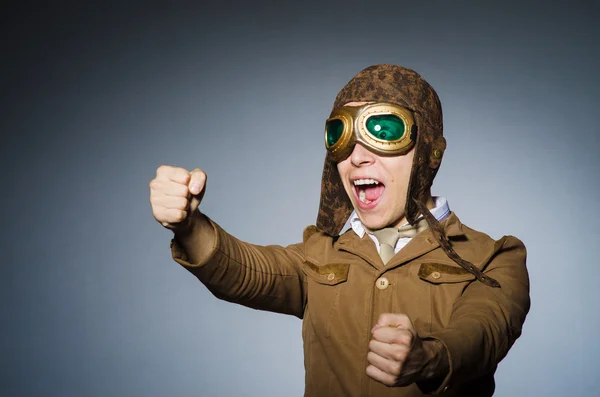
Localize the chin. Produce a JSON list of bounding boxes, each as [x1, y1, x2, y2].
[[358, 215, 388, 231], [358, 208, 406, 230]]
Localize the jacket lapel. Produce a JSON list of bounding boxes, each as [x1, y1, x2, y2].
[[387, 212, 466, 269], [385, 230, 440, 269], [333, 212, 467, 271], [334, 230, 384, 269]]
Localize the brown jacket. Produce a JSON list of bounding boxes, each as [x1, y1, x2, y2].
[[171, 212, 530, 396]]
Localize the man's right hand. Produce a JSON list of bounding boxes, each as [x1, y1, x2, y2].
[[149, 165, 207, 233]]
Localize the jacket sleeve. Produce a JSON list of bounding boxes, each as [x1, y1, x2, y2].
[[422, 235, 531, 394], [170, 217, 308, 319]]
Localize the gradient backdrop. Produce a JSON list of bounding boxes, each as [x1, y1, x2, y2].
[[2, 1, 599, 396]]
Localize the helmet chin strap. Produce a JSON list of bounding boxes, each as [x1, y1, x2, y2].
[[413, 199, 501, 288]]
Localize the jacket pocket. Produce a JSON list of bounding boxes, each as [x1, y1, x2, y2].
[[416, 262, 477, 331], [302, 261, 350, 286], [301, 261, 350, 346], [418, 262, 476, 284]]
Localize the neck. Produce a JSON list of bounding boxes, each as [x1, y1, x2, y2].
[[389, 194, 435, 229]]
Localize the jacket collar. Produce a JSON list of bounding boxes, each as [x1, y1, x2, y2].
[[334, 212, 465, 270]]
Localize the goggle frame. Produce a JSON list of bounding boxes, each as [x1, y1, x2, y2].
[[325, 102, 416, 162]]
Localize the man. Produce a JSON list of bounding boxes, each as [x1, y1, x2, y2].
[[149, 64, 530, 396]]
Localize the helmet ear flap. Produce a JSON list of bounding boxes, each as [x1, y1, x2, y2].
[[428, 136, 446, 169], [316, 154, 354, 236]]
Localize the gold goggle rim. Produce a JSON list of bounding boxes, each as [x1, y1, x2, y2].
[[324, 103, 415, 160]]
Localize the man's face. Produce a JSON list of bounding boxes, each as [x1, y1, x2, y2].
[[337, 141, 414, 230]]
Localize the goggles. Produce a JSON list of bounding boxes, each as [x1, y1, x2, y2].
[[324, 102, 416, 162]]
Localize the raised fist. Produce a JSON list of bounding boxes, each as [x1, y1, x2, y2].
[[149, 165, 206, 232]]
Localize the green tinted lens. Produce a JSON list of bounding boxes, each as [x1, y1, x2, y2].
[[365, 115, 405, 141], [326, 119, 344, 147]]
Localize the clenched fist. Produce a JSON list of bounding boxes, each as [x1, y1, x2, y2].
[[149, 165, 206, 233], [366, 313, 427, 387]]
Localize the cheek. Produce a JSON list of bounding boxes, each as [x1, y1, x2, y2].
[[392, 158, 413, 185], [337, 162, 351, 184], [336, 159, 350, 175], [336, 162, 343, 177], [336, 162, 353, 195]]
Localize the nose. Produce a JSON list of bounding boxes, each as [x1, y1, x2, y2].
[[349, 143, 375, 167]]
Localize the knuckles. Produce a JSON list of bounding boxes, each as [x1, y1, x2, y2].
[[393, 330, 413, 347], [156, 165, 191, 184], [390, 345, 407, 362], [376, 313, 413, 333], [151, 165, 199, 227], [367, 341, 406, 374], [156, 164, 171, 176], [173, 196, 189, 210], [368, 339, 377, 351], [388, 360, 402, 376], [173, 210, 187, 222], [367, 317, 419, 388], [149, 179, 190, 198], [367, 351, 376, 364]]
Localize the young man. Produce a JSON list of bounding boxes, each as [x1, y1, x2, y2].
[[149, 64, 530, 396]]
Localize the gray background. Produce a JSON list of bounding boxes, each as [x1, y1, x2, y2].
[[2, 1, 599, 396]]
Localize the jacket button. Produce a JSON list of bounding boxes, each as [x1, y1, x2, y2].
[[376, 277, 389, 290], [327, 273, 335, 281], [431, 271, 441, 279]]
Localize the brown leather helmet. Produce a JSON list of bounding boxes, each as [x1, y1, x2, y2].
[[316, 64, 447, 235], [315, 64, 499, 288]]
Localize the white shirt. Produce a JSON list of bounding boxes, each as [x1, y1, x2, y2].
[[342, 196, 451, 254]]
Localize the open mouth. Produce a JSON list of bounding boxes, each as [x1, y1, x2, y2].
[[353, 178, 385, 207]]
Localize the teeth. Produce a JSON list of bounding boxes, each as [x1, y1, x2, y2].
[[353, 179, 379, 186]]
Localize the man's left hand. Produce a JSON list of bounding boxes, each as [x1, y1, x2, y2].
[[366, 313, 427, 387]]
